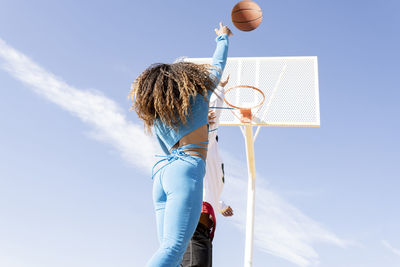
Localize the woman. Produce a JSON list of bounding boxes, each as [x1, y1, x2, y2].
[[129, 22, 232, 267]]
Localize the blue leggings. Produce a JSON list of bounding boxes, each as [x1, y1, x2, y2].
[[146, 144, 207, 267]]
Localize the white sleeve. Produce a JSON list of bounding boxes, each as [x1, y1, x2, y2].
[[209, 86, 225, 123]]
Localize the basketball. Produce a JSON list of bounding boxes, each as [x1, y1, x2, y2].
[[231, 0, 262, 32]]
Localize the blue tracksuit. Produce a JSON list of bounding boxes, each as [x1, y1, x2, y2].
[[146, 34, 229, 267]]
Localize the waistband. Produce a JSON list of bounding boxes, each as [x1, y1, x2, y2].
[[152, 141, 208, 179]]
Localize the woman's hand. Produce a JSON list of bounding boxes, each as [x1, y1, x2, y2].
[[215, 22, 233, 37], [218, 74, 230, 88], [221, 206, 234, 217], [208, 110, 217, 125]]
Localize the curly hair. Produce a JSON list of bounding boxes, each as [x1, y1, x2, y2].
[[129, 62, 217, 133]]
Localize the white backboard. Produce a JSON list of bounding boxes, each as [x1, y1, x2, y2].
[[185, 56, 320, 127]]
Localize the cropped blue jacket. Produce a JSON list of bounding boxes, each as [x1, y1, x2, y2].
[[153, 34, 229, 155]]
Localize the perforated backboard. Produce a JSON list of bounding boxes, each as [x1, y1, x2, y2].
[[185, 57, 320, 127]]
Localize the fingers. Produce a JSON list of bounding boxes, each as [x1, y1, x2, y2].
[[222, 211, 233, 217], [220, 74, 230, 87], [208, 110, 216, 125], [215, 22, 233, 37], [215, 22, 223, 34], [226, 207, 233, 216], [221, 206, 234, 217]]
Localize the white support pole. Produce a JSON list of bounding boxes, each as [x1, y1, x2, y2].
[[253, 126, 262, 142], [243, 125, 256, 267]]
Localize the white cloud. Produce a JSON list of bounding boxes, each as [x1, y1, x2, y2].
[[221, 153, 348, 266], [382, 240, 400, 257], [0, 38, 158, 172], [0, 38, 347, 266]]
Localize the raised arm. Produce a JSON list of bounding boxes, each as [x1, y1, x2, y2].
[[209, 22, 233, 85]]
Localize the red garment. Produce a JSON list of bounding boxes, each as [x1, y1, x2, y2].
[[201, 201, 216, 240]]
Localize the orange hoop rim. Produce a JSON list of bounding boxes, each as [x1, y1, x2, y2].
[[223, 85, 266, 111]]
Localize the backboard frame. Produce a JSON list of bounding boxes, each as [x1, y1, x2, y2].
[[185, 56, 320, 127]]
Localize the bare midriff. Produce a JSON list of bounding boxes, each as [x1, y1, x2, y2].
[[171, 124, 208, 161]]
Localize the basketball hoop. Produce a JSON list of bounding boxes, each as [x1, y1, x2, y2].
[[186, 56, 320, 267], [224, 85, 265, 124]]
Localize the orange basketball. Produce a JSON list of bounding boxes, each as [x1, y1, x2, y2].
[[231, 0, 262, 32]]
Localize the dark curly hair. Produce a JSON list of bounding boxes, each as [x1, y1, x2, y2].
[[129, 62, 217, 133]]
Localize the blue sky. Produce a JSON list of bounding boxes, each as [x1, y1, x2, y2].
[[0, 0, 399, 266]]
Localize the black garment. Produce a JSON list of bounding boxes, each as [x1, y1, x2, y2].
[[181, 223, 212, 267]]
